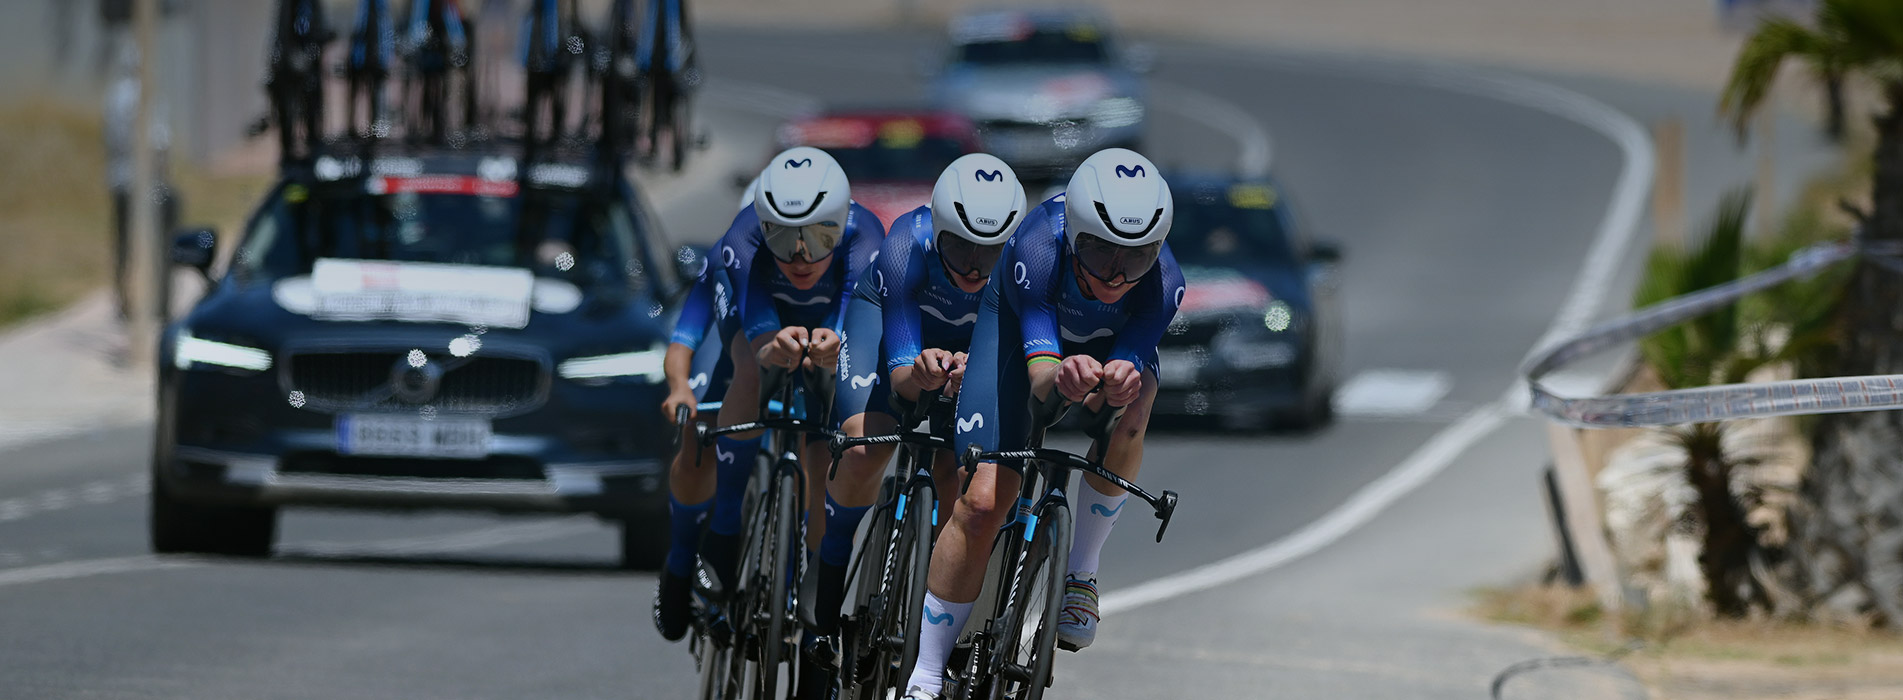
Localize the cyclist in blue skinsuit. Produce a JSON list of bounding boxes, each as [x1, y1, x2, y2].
[[654, 148, 885, 642], [803, 154, 1028, 644], [902, 149, 1184, 700]]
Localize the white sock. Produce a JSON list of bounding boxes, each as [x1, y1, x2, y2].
[[905, 592, 974, 694], [1068, 484, 1126, 576]]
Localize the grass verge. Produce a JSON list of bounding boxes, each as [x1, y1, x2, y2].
[[0, 97, 270, 328]]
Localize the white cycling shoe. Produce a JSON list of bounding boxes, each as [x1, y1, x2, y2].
[[1055, 572, 1101, 651], [901, 686, 939, 700]]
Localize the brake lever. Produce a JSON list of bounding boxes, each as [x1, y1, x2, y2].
[[670, 405, 691, 454], [1153, 490, 1179, 543], [826, 433, 849, 480], [959, 443, 983, 495]]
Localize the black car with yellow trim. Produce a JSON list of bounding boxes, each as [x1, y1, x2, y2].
[[1154, 174, 1343, 430], [153, 149, 697, 566]]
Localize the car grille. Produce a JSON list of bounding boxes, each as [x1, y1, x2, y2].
[[285, 350, 548, 416]]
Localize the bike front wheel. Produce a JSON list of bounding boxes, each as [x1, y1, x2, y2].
[[987, 502, 1067, 700]]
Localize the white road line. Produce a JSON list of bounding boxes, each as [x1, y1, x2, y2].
[[0, 518, 605, 590], [1151, 81, 1275, 177], [1102, 56, 1653, 616], [1333, 369, 1454, 418], [0, 555, 195, 588]]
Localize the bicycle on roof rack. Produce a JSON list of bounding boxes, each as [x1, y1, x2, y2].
[[635, 0, 699, 172], [262, 0, 333, 164], [257, 0, 674, 178], [690, 348, 838, 700], [945, 387, 1179, 700], [824, 388, 959, 699], [400, 0, 478, 145]]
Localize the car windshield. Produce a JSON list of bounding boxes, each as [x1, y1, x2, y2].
[[232, 179, 656, 292], [957, 28, 1109, 65], [1168, 184, 1301, 269], [829, 137, 969, 182]]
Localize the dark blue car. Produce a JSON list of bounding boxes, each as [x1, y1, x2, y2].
[[1155, 174, 1343, 430], [152, 149, 695, 566]]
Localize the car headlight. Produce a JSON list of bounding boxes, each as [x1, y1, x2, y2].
[[1091, 97, 1144, 129], [173, 329, 273, 372], [558, 347, 666, 381]]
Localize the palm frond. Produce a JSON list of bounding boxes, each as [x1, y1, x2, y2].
[[1722, 19, 1834, 136]]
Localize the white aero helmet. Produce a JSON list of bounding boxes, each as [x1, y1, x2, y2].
[[754, 146, 852, 263], [1064, 148, 1173, 284], [932, 153, 1027, 278]]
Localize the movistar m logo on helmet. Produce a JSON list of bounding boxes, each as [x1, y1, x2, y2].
[[785, 158, 812, 168], [975, 169, 1004, 182], [1114, 164, 1146, 178]]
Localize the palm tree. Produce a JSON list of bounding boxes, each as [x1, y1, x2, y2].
[[1721, 0, 1903, 625], [1633, 191, 1794, 616]]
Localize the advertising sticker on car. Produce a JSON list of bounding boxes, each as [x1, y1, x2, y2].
[[309, 258, 535, 328], [336, 414, 492, 459]]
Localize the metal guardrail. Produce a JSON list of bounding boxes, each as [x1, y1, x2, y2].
[[1523, 240, 1903, 428]]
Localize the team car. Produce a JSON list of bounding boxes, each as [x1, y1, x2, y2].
[[774, 109, 983, 227], [929, 7, 1150, 179], [1153, 174, 1344, 430], [153, 149, 694, 565]]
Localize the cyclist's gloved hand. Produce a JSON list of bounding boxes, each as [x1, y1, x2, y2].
[[806, 328, 841, 372], [1057, 355, 1105, 403], [912, 348, 957, 391], [1102, 359, 1142, 408], [662, 388, 697, 422], [760, 326, 811, 370]]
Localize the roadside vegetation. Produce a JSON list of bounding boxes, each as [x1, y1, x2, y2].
[[1721, 0, 1903, 627], [1476, 583, 1903, 700], [0, 97, 268, 327]]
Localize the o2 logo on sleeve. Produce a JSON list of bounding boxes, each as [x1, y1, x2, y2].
[[1014, 262, 1031, 290], [1173, 285, 1186, 308], [721, 245, 738, 269]]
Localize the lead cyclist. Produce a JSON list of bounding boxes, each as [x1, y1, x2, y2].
[[653, 147, 884, 642], [901, 149, 1184, 699], [800, 155, 1027, 692]]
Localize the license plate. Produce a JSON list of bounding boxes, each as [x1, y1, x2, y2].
[[336, 414, 492, 459], [1157, 349, 1203, 388]]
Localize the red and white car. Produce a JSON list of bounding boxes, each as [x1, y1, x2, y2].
[[773, 110, 984, 228]]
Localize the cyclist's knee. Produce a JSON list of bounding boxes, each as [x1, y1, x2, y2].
[[951, 468, 1011, 533]]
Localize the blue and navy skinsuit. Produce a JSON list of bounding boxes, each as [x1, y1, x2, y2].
[[834, 206, 986, 426], [954, 194, 1185, 453], [669, 258, 732, 405], [715, 201, 884, 353], [660, 200, 883, 578]]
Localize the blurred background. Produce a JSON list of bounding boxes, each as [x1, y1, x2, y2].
[[5, 1, 1903, 699]]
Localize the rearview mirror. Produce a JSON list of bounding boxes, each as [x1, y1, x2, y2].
[[1308, 240, 1343, 265], [171, 228, 217, 278]]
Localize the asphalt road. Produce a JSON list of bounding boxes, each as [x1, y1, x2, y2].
[[0, 26, 1692, 699]]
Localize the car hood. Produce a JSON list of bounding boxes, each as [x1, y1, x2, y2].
[[1176, 264, 1312, 320], [180, 272, 670, 360], [936, 65, 1141, 122]]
